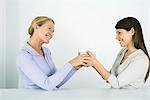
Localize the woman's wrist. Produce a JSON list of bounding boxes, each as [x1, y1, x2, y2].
[[73, 66, 80, 70], [92, 59, 100, 68], [69, 60, 75, 66], [68, 61, 79, 70]]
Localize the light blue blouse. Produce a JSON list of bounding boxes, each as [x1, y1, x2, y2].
[[108, 48, 149, 89], [16, 43, 77, 91]]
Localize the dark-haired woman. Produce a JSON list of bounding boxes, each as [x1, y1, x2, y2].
[[86, 17, 150, 89]]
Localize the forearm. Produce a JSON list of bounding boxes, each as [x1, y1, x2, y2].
[[93, 61, 111, 80], [56, 67, 76, 88], [47, 63, 76, 89]]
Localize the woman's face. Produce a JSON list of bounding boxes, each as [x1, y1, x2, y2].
[[35, 20, 54, 44], [116, 28, 134, 47]]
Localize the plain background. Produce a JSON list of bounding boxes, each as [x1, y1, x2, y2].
[[0, 0, 150, 88]]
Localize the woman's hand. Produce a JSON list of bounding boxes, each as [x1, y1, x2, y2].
[[86, 51, 111, 80], [69, 54, 89, 70], [86, 51, 100, 67]]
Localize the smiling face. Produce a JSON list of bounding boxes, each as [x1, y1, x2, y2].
[[116, 28, 134, 47], [35, 20, 54, 44]]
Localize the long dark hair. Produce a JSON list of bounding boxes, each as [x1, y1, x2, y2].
[[115, 17, 150, 82]]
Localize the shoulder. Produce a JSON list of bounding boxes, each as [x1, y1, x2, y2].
[[131, 49, 149, 63], [16, 49, 32, 62], [16, 43, 34, 62], [16, 49, 34, 69], [127, 50, 149, 71]]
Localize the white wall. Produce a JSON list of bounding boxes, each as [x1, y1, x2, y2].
[[5, 0, 19, 88], [1, 0, 149, 88], [145, 0, 150, 84], [147, 0, 150, 52], [0, 0, 6, 88]]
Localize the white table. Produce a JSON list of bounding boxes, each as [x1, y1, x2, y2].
[[0, 88, 150, 100]]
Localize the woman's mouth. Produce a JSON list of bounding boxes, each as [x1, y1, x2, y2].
[[118, 39, 125, 47], [45, 34, 51, 39]]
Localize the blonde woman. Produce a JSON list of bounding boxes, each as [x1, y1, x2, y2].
[[16, 16, 88, 91]]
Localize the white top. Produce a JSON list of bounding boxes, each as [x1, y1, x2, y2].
[[107, 48, 149, 89]]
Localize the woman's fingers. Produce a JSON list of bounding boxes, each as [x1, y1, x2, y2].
[[82, 59, 91, 66], [70, 54, 95, 68], [80, 54, 89, 57], [87, 51, 95, 57], [81, 62, 88, 66]]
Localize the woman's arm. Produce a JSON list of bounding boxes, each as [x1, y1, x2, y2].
[[107, 57, 149, 88], [86, 51, 149, 88], [91, 59, 111, 80], [85, 51, 110, 80], [16, 52, 88, 91]]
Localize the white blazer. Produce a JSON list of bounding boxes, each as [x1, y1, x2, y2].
[[107, 48, 149, 89]]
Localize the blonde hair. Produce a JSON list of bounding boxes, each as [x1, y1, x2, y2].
[[28, 16, 55, 37]]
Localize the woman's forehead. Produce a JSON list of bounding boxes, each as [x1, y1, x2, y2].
[[43, 21, 54, 26], [116, 29, 126, 32]]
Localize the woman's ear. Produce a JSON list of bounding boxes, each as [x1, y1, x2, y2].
[[33, 24, 39, 30], [130, 27, 135, 36]]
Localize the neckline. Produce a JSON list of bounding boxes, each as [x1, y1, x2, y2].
[[119, 49, 141, 65], [27, 41, 43, 56], [24, 42, 46, 57]]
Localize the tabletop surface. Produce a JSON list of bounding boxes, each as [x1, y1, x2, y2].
[[0, 88, 150, 100]]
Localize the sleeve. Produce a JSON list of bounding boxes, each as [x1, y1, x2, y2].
[[16, 52, 77, 91], [45, 48, 77, 88], [107, 56, 149, 88]]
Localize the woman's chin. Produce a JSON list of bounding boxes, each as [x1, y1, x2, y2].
[[119, 44, 125, 47], [43, 40, 50, 44], [121, 45, 127, 48]]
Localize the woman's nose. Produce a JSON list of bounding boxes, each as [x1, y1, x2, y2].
[[115, 35, 118, 40], [116, 33, 121, 40]]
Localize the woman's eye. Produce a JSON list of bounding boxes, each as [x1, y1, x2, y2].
[[48, 28, 51, 30], [118, 32, 121, 34]]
